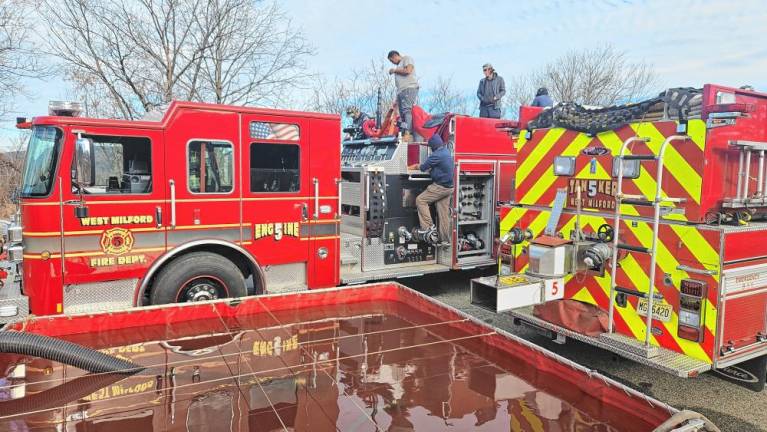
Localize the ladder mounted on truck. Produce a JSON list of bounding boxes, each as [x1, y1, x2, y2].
[[606, 134, 690, 354], [723, 140, 767, 208]]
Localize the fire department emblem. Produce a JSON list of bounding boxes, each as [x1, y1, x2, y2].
[[100, 228, 135, 255]]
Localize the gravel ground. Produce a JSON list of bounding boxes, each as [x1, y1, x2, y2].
[[399, 269, 766, 432]]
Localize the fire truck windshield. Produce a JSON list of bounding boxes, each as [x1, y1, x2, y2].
[[20, 126, 62, 197]]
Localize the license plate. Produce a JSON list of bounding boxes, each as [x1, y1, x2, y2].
[[636, 298, 673, 323]]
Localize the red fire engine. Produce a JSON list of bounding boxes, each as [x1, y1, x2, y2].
[[0, 101, 514, 322], [472, 84, 767, 389]]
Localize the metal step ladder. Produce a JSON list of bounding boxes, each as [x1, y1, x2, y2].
[[606, 134, 689, 352], [723, 140, 767, 207]]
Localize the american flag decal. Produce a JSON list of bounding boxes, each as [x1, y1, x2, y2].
[[250, 122, 300, 141]]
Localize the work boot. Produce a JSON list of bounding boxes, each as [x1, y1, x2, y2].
[[412, 225, 438, 245]]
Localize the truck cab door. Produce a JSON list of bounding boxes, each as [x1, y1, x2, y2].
[[61, 127, 165, 314], [241, 115, 311, 291], [164, 109, 241, 252]]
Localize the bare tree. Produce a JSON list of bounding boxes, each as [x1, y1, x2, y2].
[[306, 57, 396, 117], [0, 132, 28, 218], [506, 45, 659, 117], [42, 0, 313, 119], [424, 76, 471, 115], [0, 0, 49, 117], [187, 0, 313, 106], [504, 73, 539, 119]]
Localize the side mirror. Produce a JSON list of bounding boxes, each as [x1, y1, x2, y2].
[[74, 137, 93, 185], [73, 137, 93, 219]]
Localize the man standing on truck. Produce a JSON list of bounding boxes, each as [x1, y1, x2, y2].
[[477, 63, 506, 118], [414, 133, 454, 246], [387, 50, 418, 142]]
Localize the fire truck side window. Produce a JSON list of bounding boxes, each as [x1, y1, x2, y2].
[[250, 143, 300, 193], [74, 135, 152, 194], [188, 141, 234, 193]]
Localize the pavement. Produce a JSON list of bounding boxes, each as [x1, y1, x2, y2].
[[400, 269, 766, 432]]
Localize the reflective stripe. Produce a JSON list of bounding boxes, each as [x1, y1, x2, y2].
[[20, 196, 340, 207], [687, 119, 707, 151], [300, 235, 340, 241], [630, 122, 702, 204], [597, 131, 679, 218], [24, 246, 167, 260], [501, 206, 718, 363], [520, 133, 592, 205], [516, 128, 566, 187]]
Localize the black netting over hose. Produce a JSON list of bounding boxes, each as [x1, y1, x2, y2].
[[0, 331, 144, 374], [528, 87, 702, 135]]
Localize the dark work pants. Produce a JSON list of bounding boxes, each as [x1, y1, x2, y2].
[[479, 105, 501, 118]]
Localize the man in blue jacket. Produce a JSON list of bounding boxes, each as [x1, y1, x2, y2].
[[531, 87, 554, 107], [414, 133, 454, 246]]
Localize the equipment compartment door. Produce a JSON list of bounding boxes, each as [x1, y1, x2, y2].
[[454, 160, 496, 268], [307, 116, 341, 288], [241, 114, 312, 290]]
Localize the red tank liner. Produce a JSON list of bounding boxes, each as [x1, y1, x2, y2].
[[5, 282, 676, 431]]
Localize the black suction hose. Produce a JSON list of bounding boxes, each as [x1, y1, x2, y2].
[[0, 331, 144, 374]]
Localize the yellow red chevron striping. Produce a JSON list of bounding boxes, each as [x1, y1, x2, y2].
[[515, 120, 707, 222], [499, 206, 719, 363]]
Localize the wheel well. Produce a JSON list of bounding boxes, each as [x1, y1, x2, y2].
[[140, 243, 264, 305]]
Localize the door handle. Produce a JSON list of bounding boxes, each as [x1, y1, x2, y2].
[[155, 206, 163, 228], [169, 179, 176, 229], [295, 203, 308, 221], [313, 178, 319, 219]]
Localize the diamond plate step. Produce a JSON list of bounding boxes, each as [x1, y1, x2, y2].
[[598, 332, 659, 358], [508, 306, 711, 378], [340, 253, 359, 265]]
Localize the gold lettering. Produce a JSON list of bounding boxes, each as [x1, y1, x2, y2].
[[90, 255, 145, 267], [254, 221, 302, 240], [77, 215, 154, 226]]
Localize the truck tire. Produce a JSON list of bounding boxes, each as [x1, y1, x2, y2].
[[149, 252, 247, 305]]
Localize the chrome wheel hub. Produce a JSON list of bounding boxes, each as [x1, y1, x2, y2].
[[185, 282, 219, 302]]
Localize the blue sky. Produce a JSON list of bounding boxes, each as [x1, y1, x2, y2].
[[2, 0, 766, 148]]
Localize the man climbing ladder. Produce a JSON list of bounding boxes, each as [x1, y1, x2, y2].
[[413, 133, 454, 246]]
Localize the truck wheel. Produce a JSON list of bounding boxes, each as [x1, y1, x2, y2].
[[150, 252, 247, 305]]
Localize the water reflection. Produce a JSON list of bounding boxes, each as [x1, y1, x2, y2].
[[0, 302, 635, 431]]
